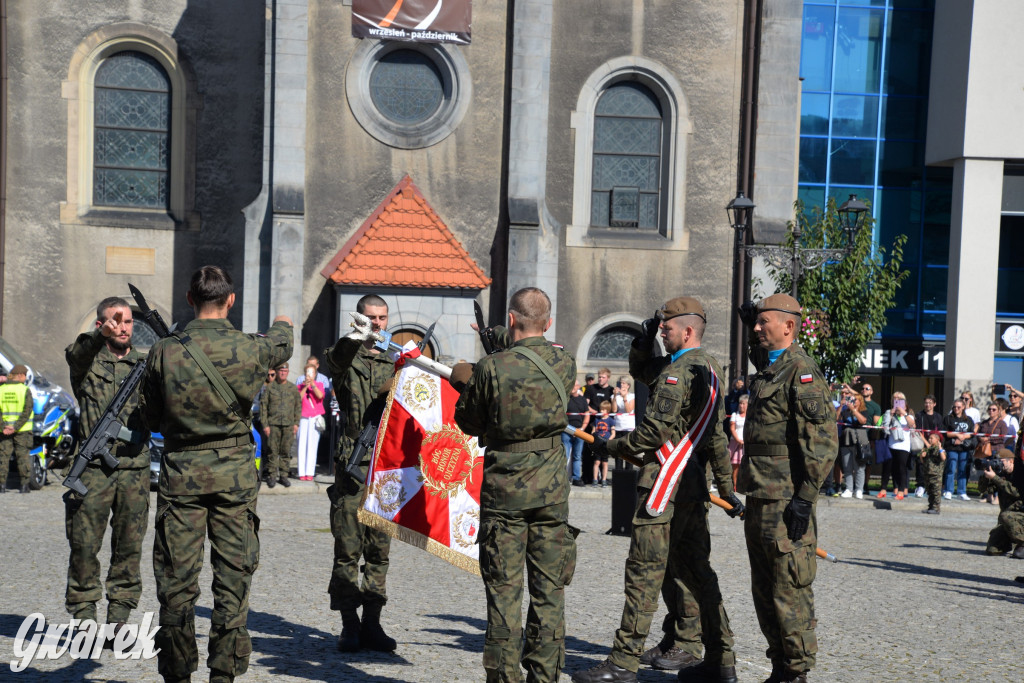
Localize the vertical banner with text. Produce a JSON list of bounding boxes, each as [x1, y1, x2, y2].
[[353, 0, 472, 45]]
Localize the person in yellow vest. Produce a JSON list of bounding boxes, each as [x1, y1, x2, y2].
[[0, 364, 35, 493]]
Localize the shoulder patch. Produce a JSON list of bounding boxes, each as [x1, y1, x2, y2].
[[551, 343, 563, 349], [666, 376, 678, 385], [800, 373, 813, 384]]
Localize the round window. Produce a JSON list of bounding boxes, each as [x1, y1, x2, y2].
[[369, 50, 445, 125]]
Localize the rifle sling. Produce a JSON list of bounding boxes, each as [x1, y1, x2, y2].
[[510, 346, 569, 417], [173, 332, 250, 428]]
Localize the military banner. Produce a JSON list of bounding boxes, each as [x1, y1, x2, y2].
[[352, 0, 472, 45], [358, 363, 484, 575]]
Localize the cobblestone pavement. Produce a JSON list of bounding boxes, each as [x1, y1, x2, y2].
[[2, 477, 1022, 681]]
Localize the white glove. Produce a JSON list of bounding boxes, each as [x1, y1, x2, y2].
[[345, 311, 373, 341]]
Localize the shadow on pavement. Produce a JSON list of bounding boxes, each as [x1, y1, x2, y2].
[[842, 557, 1018, 589], [246, 608, 410, 681]]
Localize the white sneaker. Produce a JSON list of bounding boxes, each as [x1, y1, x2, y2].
[[942, 491, 952, 500], [915, 487, 925, 498], [960, 493, 970, 501], [855, 490, 863, 499], [840, 489, 853, 498]]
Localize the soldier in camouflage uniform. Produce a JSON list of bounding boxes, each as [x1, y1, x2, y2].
[[919, 431, 945, 514], [260, 363, 300, 488], [573, 297, 743, 683], [983, 448, 1024, 557], [738, 294, 838, 683], [0, 364, 34, 493], [324, 294, 398, 653], [63, 298, 151, 630], [637, 576, 703, 671], [454, 287, 577, 683], [141, 266, 292, 683]]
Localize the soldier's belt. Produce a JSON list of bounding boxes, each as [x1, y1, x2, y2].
[[745, 444, 789, 456], [487, 435, 561, 453], [165, 433, 253, 452]]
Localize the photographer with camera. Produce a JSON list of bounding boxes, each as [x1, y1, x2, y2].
[[980, 448, 1024, 558]]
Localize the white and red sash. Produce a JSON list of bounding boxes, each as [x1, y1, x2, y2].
[[645, 362, 720, 517]]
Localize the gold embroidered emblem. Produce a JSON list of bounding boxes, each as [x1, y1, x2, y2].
[[372, 471, 407, 514], [401, 371, 439, 413], [451, 509, 480, 549], [419, 423, 480, 498]]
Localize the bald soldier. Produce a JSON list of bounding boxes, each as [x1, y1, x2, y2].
[[738, 294, 838, 683]]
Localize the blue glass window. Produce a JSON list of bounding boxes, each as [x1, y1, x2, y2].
[[829, 138, 876, 185], [833, 8, 885, 94], [885, 8, 932, 96], [832, 95, 879, 138], [369, 50, 445, 125], [592, 82, 663, 230], [799, 137, 828, 184], [801, 93, 831, 135], [589, 327, 639, 361], [801, 5, 836, 92], [93, 51, 170, 209]]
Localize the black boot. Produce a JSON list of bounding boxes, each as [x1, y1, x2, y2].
[[359, 603, 396, 652], [336, 610, 361, 652], [571, 660, 637, 683], [652, 647, 702, 671], [20, 482, 30, 493], [279, 475, 291, 488], [677, 661, 737, 682]]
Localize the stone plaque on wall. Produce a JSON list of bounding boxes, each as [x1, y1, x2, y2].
[[353, 0, 471, 44], [105, 246, 156, 275]]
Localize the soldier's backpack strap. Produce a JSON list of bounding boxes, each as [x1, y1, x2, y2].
[[510, 346, 569, 414], [172, 331, 249, 425]]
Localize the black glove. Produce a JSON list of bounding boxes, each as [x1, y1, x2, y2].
[[737, 301, 758, 327], [640, 316, 659, 352], [590, 437, 609, 461], [784, 497, 813, 541], [724, 493, 745, 519]]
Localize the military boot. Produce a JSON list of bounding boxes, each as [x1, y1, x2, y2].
[[570, 660, 637, 682], [210, 670, 234, 683], [20, 482, 30, 493], [279, 475, 291, 488], [336, 610, 361, 652], [1012, 544, 1024, 559], [676, 661, 737, 682], [639, 641, 672, 667], [359, 603, 397, 652], [651, 647, 702, 671]]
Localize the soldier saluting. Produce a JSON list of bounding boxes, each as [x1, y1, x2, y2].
[[738, 294, 837, 683]]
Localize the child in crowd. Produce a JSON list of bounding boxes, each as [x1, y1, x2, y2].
[[592, 400, 616, 487], [728, 394, 748, 488], [920, 431, 946, 514]]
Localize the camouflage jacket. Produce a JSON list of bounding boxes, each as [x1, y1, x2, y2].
[[141, 318, 293, 494], [738, 342, 837, 502], [261, 379, 301, 426], [324, 336, 395, 458], [454, 335, 576, 511], [608, 343, 734, 501], [65, 329, 149, 468]]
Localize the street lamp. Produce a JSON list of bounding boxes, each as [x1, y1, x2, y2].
[[730, 193, 869, 297]]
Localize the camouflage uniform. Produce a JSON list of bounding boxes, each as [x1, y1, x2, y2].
[[324, 337, 395, 613], [260, 379, 301, 483], [0, 378, 33, 487], [738, 341, 837, 677], [920, 444, 945, 512], [141, 318, 292, 682], [454, 332, 577, 683], [985, 463, 1024, 554], [63, 329, 151, 623], [602, 344, 736, 673]]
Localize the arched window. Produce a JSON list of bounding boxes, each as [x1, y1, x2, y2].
[[93, 52, 171, 209], [591, 83, 663, 230], [588, 326, 640, 361]]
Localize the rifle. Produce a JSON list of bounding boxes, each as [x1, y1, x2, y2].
[[344, 420, 380, 482], [63, 284, 173, 496], [564, 426, 839, 563], [473, 301, 499, 356]]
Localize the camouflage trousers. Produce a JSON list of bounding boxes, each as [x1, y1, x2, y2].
[[744, 498, 818, 675], [654, 562, 703, 659], [479, 501, 576, 683], [64, 465, 150, 622], [610, 497, 734, 672], [264, 426, 294, 481], [328, 467, 391, 612], [922, 459, 944, 510], [985, 507, 1024, 554], [153, 487, 259, 681], [0, 432, 32, 485]]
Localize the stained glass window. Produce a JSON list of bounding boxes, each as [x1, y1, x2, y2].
[[93, 51, 171, 209], [592, 82, 663, 230], [589, 326, 640, 361], [369, 50, 444, 125]]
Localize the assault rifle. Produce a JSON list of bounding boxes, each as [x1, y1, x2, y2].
[[63, 284, 173, 496]]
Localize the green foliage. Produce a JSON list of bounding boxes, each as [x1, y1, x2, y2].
[[762, 198, 909, 383]]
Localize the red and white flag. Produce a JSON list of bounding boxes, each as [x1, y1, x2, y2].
[[357, 363, 485, 575]]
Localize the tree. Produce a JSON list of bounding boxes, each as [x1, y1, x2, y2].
[[760, 198, 909, 383]]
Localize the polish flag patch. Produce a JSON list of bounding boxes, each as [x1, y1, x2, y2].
[[800, 373, 813, 384], [666, 376, 678, 385]]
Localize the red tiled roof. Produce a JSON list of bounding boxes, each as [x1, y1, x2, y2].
[[321, 176, 491, 290]]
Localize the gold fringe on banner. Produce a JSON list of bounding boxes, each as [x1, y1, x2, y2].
[[358, 507, 481, 576]]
